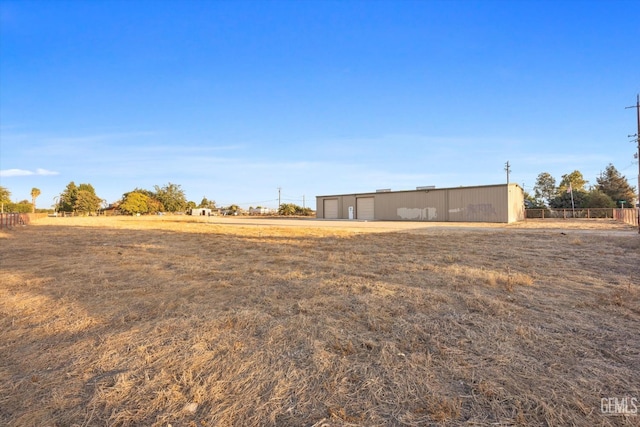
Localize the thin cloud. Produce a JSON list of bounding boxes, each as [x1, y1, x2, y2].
[[44, 131, 158, 144], [0, 168, 59, 177]]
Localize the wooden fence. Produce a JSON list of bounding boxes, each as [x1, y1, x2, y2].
[[526, 208, 639, 226], [0, 213, 29, 229], [613, 208, 639, 226]]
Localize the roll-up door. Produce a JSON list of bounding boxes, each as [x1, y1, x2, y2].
[[323, 199, 339, 219], [356, 197, 374, 220]]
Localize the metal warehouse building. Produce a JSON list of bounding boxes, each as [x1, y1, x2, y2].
[[316, 183, 525, 223]]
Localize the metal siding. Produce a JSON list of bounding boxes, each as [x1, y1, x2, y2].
[[374, 191, 446, 221], [356, 197, 375, 219], [508, 184, 525, 223], [341, 195, 356, 219], [448, 186, 506, 222], [323, 199, 339, 219], [317, 184, 519, 223]]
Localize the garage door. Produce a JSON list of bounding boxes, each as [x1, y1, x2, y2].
[[356, 197, 375, 220], [323, 199, 339, 219]]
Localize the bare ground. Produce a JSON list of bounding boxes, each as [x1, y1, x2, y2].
[[1, 216, 638, 426]]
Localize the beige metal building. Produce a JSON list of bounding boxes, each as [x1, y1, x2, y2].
[[316, 184, 524, 223]]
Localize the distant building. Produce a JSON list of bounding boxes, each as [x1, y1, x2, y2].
[[189, 208, 213, 216], [249, 207, 272, 215], [316, 183, 524, 223]]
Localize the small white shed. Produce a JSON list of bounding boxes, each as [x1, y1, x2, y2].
[[189, 208, 212, 216]]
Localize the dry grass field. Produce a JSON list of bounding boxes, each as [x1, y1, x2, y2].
[[1, 216, 639, 426]]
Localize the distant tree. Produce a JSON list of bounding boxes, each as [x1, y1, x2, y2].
[[524, 191, 545, 209], [128, 187, 156, 199], [30, 188, 41, 213], [78, 183, 97, 194], [584, 190, 616, 208], [121, 188, 163, 213], [154, 182, 187, 212], [57, 182, 102, 214], [120, 191, 152, 215], [198, 197, 216, 209], [74, 190, 102, 215], [0, 186, 11, 213], [533, 172, 556, 206], [558, 170, 587, 194], [596, 164, 636, 208], [296, 206, 314, 216], [187, 201, 197, 210], [278, 203, 297, 216], [549, 189, 588, 209], [278, 203, 313, 216], [58, 181, 78, 212], [6, 200, 32, 213]]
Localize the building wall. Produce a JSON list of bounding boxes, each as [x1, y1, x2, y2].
[[508, 184, 525, 223], [316, 184, 524, 223]]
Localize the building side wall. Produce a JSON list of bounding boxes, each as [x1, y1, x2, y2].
[[316, 184, 524, 223], [316, 198, 323, 218], [341, 195, 357, 219], [447, 186, 507, 222], [508, 184, 525, 223], [375, 191, 447, 221]]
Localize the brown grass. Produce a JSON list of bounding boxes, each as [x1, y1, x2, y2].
[[1, 216, 639, 426]]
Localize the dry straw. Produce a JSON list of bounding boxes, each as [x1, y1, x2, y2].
[[1, 216, 638, 426]]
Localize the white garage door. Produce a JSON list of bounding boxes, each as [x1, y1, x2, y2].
[[356, 197, 375, 220], [323, 199, 339, 219]]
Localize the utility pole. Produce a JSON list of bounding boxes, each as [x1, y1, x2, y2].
[[303, 195, 305, 209], [277, 187, 281, 210], [504, 161, 511, 184], [626, 94, 640, 234]]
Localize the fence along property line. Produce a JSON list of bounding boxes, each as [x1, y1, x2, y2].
[[0, 213, 31, 229], [525, 208, 639, 226], [613, 208, 639, 226]]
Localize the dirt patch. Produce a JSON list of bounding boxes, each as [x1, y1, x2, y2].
[[1, 216, 638, 426]]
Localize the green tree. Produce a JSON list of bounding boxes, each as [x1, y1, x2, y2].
[[224, 204, 240, 215], [524, 191, 545, 209], [30, 187, 41, 213], [58, 181, 78, 212], [0, 186, 11, 213], [154, 182, 187, 212], [533, 172, 556, 206], [549, 189, 588, 209], [7, 200, 32, 213], [584, 190, 616, 208], [596, 164, 636, 208], [121, 188, 164, 213], [74, 190, 102, 215], [120, 191, 151, 215], [278, 203, 297, 215], [558, 170, 587, 194], [198, 197, 216, 209]]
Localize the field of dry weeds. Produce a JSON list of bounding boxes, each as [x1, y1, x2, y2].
[[1, 216, 639, 426]]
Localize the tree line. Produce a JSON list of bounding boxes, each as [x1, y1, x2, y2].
[[1, 181, 316, 216], [0, 187, 45, 213], [530, 163, 636, 209], [0, 182, 197, 215]]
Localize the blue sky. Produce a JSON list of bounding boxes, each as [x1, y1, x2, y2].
[[1, 0, 639, 210]]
